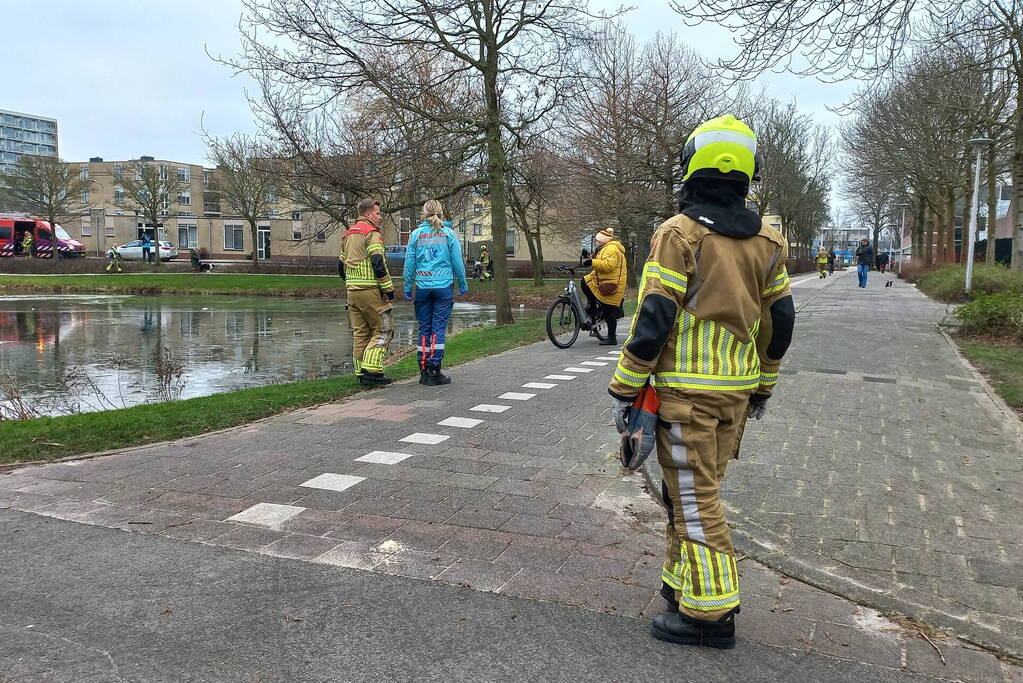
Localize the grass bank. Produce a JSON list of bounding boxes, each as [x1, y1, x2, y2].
[[0, 315, 549, 465], [0, 273, 571, 308], [957, 339, 1023, 416], [910, 263, 1023, 303]]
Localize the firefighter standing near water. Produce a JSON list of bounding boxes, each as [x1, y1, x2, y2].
[[340, 198, 396, 386], [105, 245, 123, 272], [608, 115, 795, 650]]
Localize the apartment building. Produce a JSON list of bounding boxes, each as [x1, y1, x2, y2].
[[0, 109, 58, 176]]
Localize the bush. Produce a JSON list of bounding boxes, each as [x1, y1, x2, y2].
[[953, 292, 1023, 343], [915, 264, 1023, 303]]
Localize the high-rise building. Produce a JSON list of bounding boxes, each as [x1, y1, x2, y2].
[[0, 109, 59, 175]]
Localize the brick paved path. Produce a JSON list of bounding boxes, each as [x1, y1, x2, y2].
[[648, 270, 1023, 659], [2, 271, 1021, 679]]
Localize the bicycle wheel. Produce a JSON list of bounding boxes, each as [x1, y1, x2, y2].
[[546, 298, 579, 348]]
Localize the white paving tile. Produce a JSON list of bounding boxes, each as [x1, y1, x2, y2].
[[438, 416, 484, 428], [228, 502, 306, 527], [498, 392, 536, 400], [564, 367, 594, 373], [545, 374, 576, 380], [580, 361, 608, 366], [400, 432, 450, 445], [355, 451, 415, 465], [300, 473, 366, 492], [522, 382, 557, 389], [470, 404, 511, 413], [596, 356, 620, 361]]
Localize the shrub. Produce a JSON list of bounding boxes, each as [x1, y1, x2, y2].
[[953, 292, 1023, 343], [916, 264, 1023, 303]]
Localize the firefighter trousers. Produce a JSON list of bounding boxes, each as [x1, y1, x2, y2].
[[347, 288, 393, 375], [657, 398, 749, 620]]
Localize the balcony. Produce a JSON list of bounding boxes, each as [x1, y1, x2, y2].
[[203, 201, 221, 215]]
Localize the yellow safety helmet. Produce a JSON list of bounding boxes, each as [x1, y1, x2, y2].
[[680, 115, 759, 184]]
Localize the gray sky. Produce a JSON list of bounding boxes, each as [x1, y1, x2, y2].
[[5, 0, 857, 166]]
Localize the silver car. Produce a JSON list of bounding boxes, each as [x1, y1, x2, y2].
[[114, 240, 178, 261]]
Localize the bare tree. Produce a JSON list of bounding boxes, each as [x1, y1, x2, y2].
[[206, 133, 280, 271], [671, 0, 1023, 269], [230, 1, 609, 324], [0, 155, 94, 239], [120, 161, 187, 267], [506, 134, 565, 286]]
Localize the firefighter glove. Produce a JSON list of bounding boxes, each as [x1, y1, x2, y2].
[[747, 393, 769, 420], [611, 397, 631, 433], [384, 290, 395, 301]]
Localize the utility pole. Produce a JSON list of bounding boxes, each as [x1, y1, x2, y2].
[[965, 138, 993, 294]]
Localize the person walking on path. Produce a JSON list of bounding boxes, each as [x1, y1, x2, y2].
[[478, 245, 493, 281], [403, 199, 469, 386], [876, 251, 889, 274], [816, 247, 829, 279], [581, 228, 627, 346], [142, 232, 153, 263], [339, 198, 396, 386], [827, 248, 836, 275], [608, 114, 795, 650], [855, 238, 874, 288], [105, 245, 123, 273]]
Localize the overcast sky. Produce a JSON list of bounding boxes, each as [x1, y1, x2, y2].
[[4, 0, 858, 166]]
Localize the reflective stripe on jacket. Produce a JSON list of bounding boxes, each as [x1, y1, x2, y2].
[[340, 219, 394, 292]]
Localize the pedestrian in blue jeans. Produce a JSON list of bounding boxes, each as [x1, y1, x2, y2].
[[854, 238, 874, 288], [403, 200, 469, 386]]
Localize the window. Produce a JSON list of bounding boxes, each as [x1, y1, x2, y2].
[[473, 203, 483, 216], [1001, 185, 1013, 202], [203, 170, 211, 186], [114, 185, 124, 204], [159, 164, 168, 180], [160, 196, 170, 212], [179, 190, 191, 206], [178, 210, 193, 217], [178, 224, 198, 249], [292, 226, 303, 240], [106, 223, 115, 237], [79, 165, 88, 181], [177, 167, 190, 183], [224, 224, 245, 250], [506, 228, 516, 255], [81, 220, 91, 237], [113, 163, 123, 179], [472, 222, 482, 236], [80, 190, 90, 204], [315, 230, 326, 242], [291, 211, 301, 221]]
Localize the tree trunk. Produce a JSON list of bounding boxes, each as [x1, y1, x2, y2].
[[522, 227, 543, 287], [986, 139, 998, 264], [924, 206, 934, 265], [962, 168, 973, 265], [483, 58, 513, 325], [151, 211, 162, 268], [913, 194, 925, 265], [945, 193, 956, 264], [249, 218, 260, 273]]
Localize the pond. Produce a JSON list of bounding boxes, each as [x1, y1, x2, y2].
[[0, 294, 540, 417]]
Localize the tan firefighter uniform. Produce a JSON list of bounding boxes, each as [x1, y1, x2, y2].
[[609, 214, 794, 621], [340, 216, 395, 376]]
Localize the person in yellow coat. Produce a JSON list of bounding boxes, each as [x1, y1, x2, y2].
[[816, 247, 829, 279], [582, 228, 627, 345]]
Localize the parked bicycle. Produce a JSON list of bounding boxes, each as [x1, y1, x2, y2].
[[546, 279, 610, 348]]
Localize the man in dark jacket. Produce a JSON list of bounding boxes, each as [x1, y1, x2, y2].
[[854, 238, 874, 288]]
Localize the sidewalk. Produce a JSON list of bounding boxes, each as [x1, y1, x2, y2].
[[1, 269, 1020, 680]]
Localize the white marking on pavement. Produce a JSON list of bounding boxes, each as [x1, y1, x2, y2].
[[564, 367, 593, 373], [228, 502, 306, 526], [596, 356, 619, 361], [522, 382, 557, 389], [400, 432, 450, 445], [498, 392, 536, 401], [470, 404, 511, 413], [300, 473, 366, 492], [355, 451, 415, 465], [438, 416, 484, 428], [545, 374, 576, 380], [580, 361, 607, 366]]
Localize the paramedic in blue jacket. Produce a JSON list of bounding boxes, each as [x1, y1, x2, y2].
[[403, 200, 469, 386]]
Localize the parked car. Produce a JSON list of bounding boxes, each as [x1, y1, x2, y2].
[[385, 244, 407, 265], [114, 240, 178, 261]]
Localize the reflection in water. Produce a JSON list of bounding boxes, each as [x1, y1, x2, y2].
[[0, 294, 538, 416]]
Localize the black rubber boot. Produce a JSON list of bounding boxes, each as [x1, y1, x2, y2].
[[359, 371, 393, 386], [650, 607, 738, 650], [419, 368, 429, 384], [599, 336, 618, 346], [424, 364, 451, 386]]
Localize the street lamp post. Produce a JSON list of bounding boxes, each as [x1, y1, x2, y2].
[[965, 138, 994, 294], [895, 202, 909, 272]]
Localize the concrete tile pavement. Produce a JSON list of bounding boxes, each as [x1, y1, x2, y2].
[[2, 280, 1020, 679]]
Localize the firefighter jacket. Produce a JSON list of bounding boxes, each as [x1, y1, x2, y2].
[[816, 250, 828, 264], [583, 239, 627, 306], [339, 216, 394, 293], [608, 214, 794, 410]]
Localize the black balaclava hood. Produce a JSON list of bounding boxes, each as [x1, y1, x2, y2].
[[678, 175, 761, 239]]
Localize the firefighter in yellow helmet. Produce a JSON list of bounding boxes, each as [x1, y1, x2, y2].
[[340, 198, 396, 386], [608, 114, 795, 649], [816, 247, 829, 279]]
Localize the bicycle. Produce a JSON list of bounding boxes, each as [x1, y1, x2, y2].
[[546, 279, 609, 348]]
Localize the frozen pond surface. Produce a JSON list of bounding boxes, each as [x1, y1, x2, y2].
[[0, 294, 538, 416]]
